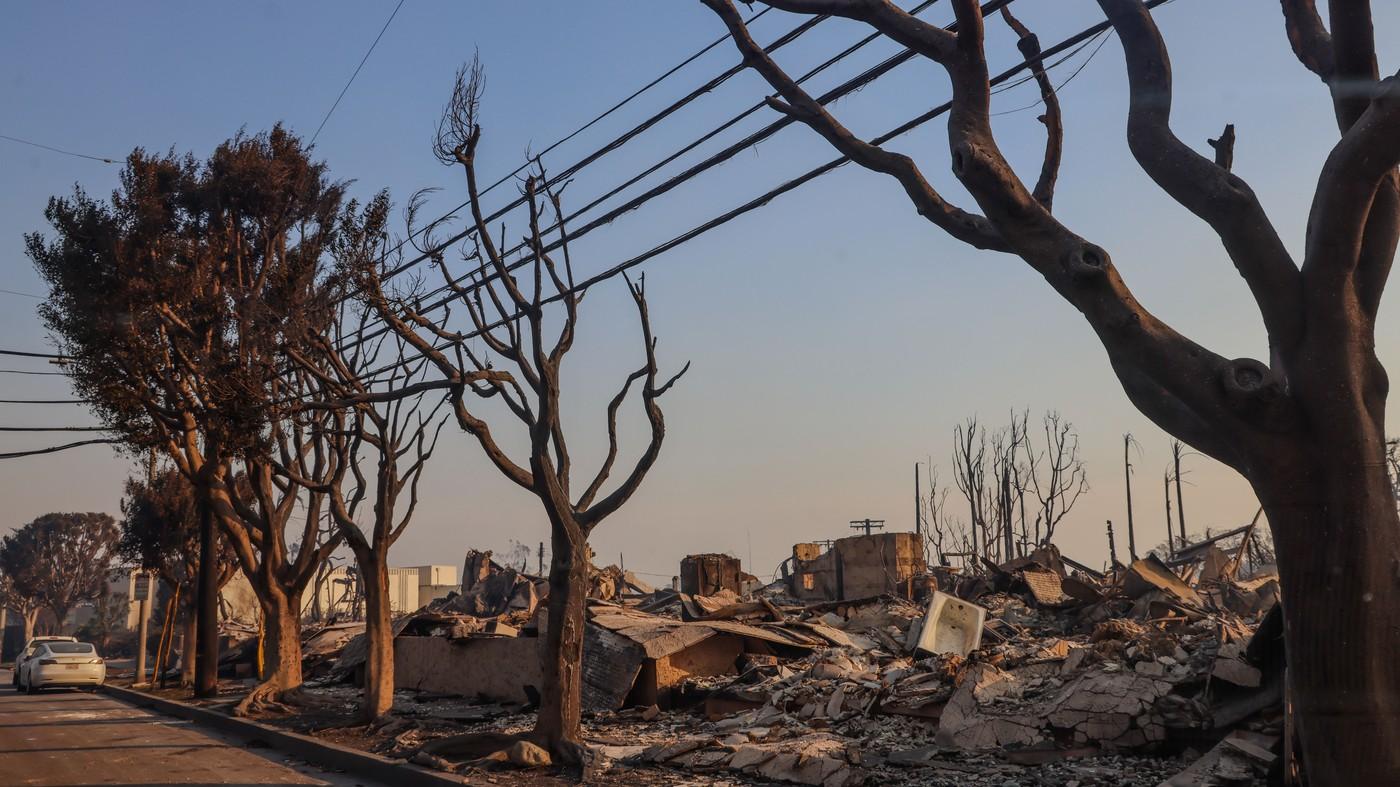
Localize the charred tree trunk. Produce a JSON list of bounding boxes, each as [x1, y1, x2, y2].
[[195, 496, 220, 698], [234, 587, 304, 715], [50, 604, 71, 636], [532, 521, 589, 764], [22, 609, 38, 644], [1258, 453, 1400, 781], [359, 553, 395, 722]]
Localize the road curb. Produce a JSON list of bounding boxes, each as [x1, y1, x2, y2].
[[98, 683, 470, 786]]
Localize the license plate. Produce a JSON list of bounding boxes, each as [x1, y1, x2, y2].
[[64, 665, 78, 670]]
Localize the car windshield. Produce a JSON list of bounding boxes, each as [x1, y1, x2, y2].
[[45, 643, 95, 654]]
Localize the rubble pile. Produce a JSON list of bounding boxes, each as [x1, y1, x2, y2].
[[292, 537, 1285, 785]]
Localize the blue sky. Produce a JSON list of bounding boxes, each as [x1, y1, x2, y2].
[[2, 1, 1396, 580]]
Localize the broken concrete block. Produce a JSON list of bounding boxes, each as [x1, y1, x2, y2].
[[729, 745, 776, 770], [1211, 657, 1262, 688], [912, 591, 987, 657], [1133, 660, 1166, 677]]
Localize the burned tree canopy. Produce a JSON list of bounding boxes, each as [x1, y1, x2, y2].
[[0, 512, 120, 631]]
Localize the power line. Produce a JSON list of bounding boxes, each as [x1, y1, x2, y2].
[[342, 0, 965, 355], [0, 438, 120, 460], [344, 0, 1144, 385], [0, 399, 87, 405], [309, 0, 407, 146], [0, 287, 43, 299], [0, 369, 68, 376], [0, 426, 107, 432], [0, 133, 116, 164], [990, 28, 1112, 117], [368, 3, 826, 287], [0, 349, 69, 360]]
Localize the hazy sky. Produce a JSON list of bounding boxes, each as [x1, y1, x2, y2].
[[2, 1, 1396, 583]]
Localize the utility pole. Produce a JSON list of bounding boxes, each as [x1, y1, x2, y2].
[[849, 518, 885, 536], [1172, 441, 1187, 545], [134, 571, 151, 685], [1001, 465, 1014, 562], [538, 541, 545, 575], [1163, 471, 1174, 556], [914, 463, 922, 539], [194, 497, 219, 698], [1106, 519, 1119, 568], [1123, 434, 1138, 561]]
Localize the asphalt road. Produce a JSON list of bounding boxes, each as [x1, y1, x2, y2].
[[0, 670, 373, 786]]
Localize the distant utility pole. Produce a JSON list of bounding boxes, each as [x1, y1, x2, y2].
[[1163, 471, 1174, 556], [538, 542, 544, 576], [1106, 519, 1119, 568], [914, 463, 923, 539], [1172, 440, 1188, 545], [849, 518, 885, 536], [1123, 433, 1138, 561]]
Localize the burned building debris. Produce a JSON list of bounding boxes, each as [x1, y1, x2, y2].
[[260, 528, 1292, 785], [679, 553, 748, 596], [783, 532, 927, 602]]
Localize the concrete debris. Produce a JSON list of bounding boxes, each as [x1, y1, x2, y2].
[[288, 540, 1286, 785]]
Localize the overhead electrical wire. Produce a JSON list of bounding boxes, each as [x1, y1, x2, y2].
[[9, 1, 1168, 455], [0, 438, 119, 460], [332, 4, 784, 296], [0, 349, 69, 360], [0, 133, 116, 164], [340, 0, 985, 353], [309, 0, 408, 145], [339, 0, 1163, 386], [369, 3, 823, 286], [0, 425, 107, 432]]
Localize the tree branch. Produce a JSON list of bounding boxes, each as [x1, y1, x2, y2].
[[1303, 73, 1400, 310], [1279, 0, 1334, 81], [1001, 6, 1062, 210], [1099, 0, 1301, 351], [763, 0, 956, 62], [700, 0, 1009, 251]]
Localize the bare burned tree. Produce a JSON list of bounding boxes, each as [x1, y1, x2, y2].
[[950, 417, 991, 560], [920, 466, 972, 566], [286, 300, 448, 723], [347, 62, 688, 762], [700, 0, 1400, 779], [1026, 411, 1088, 546], [988, 410, 1029, 560]]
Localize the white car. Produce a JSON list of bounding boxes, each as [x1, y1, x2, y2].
[[11, 636, 78, 686], [18, 640, 105, 693]]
